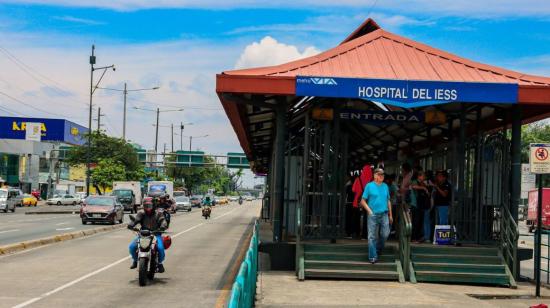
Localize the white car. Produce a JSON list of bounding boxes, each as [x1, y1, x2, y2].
[[175, 196, 192, 212], [245, 195, 253, 201], [47, 194, 80, 205], [229, 196, 238, 202]]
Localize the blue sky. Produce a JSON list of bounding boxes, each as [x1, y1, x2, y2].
[[0, 1, 550, 161]]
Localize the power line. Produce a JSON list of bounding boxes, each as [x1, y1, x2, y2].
[[0, 90, 83, 119], [0, 45, 89, 107], [126, 96, 223, 111]]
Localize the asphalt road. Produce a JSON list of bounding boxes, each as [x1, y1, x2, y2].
[[0, 201, 260, 308], [0, 205, 209, 246]]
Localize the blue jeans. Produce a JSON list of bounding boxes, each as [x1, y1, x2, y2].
[[423, 209, 431, 242], [129, 234, 165, 264], [367, 213, 390, 261], [437, 206, 449, 225]]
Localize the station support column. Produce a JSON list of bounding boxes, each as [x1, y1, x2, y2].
[[510, 105, 522, 223], [272, 101, 287, 242]]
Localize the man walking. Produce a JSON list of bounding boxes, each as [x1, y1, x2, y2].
[[360, 168, 393, 263]]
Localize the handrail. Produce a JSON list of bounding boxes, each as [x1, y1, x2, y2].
[[229, 220, 260, 308], [500, 204, 519, 280], [397, 203, 412, 281]]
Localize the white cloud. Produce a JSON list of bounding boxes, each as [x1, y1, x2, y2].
[[1, 0, 550, 17], [53, 15, 105, 25], [234, 36, 319, 69]]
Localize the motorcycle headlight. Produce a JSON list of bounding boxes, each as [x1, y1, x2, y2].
[[139, 237, 152, 250]]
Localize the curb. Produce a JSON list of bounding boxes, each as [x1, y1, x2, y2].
[[0, 223, 127, 255]]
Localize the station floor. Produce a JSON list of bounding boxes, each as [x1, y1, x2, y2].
[[255, 271, 550, 307]]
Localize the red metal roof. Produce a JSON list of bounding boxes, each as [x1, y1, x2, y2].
[[223, 27, 550, 87]]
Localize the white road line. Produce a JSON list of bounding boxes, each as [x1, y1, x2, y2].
[[0, 229, 19, 234], [55, 222, 69, 226], [55, 228, 74, 231], [11, 203, 243, 308]]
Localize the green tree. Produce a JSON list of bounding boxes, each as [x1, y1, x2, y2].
[[65, 132, 144, 181], [91, 159, 126, 194], [521, 123, 550, 163]]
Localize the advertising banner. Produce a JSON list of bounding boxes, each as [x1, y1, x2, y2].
[[296, 76, 518, 108], [25, 122, 42, 142], [0, 117, 87, 145]]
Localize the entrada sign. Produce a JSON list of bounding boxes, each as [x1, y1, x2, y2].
[[340, 109, 423, 124], [296, 76, 518, 108]]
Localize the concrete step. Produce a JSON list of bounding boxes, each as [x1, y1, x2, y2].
[[411, 253, 503, 265], [305, 260, 397, 271], [411, 245, 499, 256], [415, 270, 510, 286], [305, 251, 395, 262], [305, 268, 399, 280], [413, 262, 506, 274], [305, 244, 394, 254]]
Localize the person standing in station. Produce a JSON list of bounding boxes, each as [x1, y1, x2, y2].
[[360, 168, 393, 263], [432, 170, 452, 225]]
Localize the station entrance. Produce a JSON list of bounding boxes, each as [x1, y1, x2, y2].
[[217, 18, 550, 286]]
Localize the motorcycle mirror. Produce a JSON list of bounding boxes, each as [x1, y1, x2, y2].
[[129, 215, 136, 222]]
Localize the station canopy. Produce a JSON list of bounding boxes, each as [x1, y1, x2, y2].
[[217, 18, 550, 173]]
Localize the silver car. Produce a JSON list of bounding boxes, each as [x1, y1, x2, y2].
[[0, 189, 16, 213], [47, 194, 80, 205], [175, 196, 192, 212]]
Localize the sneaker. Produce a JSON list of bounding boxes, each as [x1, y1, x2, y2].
[[369, 258, 377, 264], [130, 261, 137, 269], [157, 263, 165, 273]]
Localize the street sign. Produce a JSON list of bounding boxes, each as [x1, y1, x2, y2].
[[296, 76, 518, 108], [176, 151, 204, 167], [521, 164, 536, 199], [25, 122, 42, 141], [530, 143, 550, 174], [227, 152, 249, 169]]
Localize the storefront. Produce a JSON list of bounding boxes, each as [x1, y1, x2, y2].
[[0, 116, 88, 194]]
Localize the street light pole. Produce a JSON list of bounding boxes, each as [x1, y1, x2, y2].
[[171, 123, 174, 153], [189, 136, 192, 152], [180, 122, 183, 150], [87, 45, 95, 197], [123, 82, 127, 140], [155, 107, 160, 153]]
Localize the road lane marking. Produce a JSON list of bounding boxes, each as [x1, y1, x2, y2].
[[0, 229, 20, 234], [55, 222, 69, 226], [55, 228, 74, 231], [11, 203, 243, 308]]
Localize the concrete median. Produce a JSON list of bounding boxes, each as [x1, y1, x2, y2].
[[0, 223, 127, 255]]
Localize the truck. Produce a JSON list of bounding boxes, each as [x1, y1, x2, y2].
[[147, 181, 174, 198], [112, 181, 142, 213], [527, 188, 550, 232]]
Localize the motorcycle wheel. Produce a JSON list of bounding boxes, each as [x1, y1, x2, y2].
[[148, 257, 156, 280], [138, 258, 148, 287]]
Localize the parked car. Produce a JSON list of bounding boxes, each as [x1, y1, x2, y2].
[[80, 196, 124, 225], [229, 196, 238, 202], [75, 192, 87, 203], [0, 188, 15, 212], [173, 191, 186, 197], [245, 195, 253, 201], [190, 195, 202, 208], [22, 194, 38, 206], [6, 188, 24, 207], [47, 194, 80, 205], [175, 196, 192, 212]]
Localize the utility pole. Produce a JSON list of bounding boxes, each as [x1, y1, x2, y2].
[[171, 123, 174, 153], [87, 45, 95, 197], [97, 107, 102, 132], [123, 82, 127, 140], [180, 122, 184, 150], [189, 136, 192, 152], [155, 107, 160, 153]]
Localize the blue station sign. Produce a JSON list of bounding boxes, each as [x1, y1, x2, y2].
[[296, 76, 518, 108], [0, 116, 88, 146]]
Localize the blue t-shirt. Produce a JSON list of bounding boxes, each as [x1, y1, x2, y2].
[[362, 181, 390, 214]]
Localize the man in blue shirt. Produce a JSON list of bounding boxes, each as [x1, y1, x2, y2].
[[360, 168, 393, 263]]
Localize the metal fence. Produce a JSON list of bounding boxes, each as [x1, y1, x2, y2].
[[228, 220, 259, 308], [538, 229, 550, 284]]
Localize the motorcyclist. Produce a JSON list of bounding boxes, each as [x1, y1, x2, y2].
[[203, 195, 212, 208], [128, 198, 168, 273], [238, 195, 243, 204], [155, 194, 172, 225]]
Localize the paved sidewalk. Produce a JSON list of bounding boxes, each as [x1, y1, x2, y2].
[[256, 271, 550, 307]]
